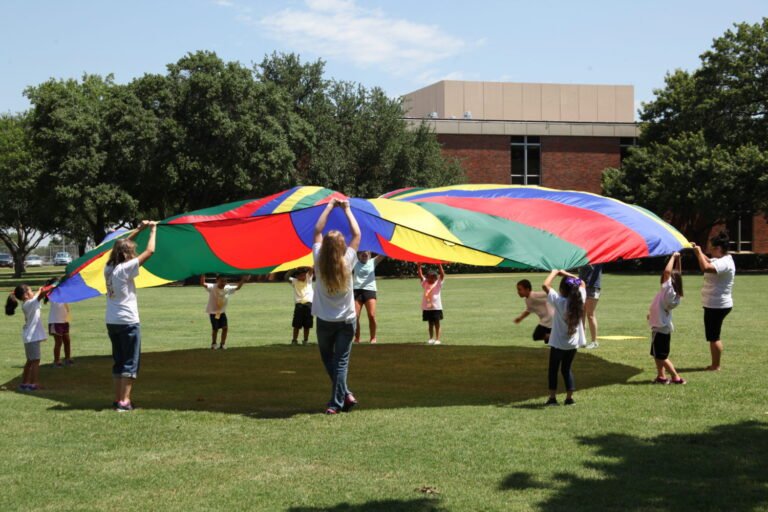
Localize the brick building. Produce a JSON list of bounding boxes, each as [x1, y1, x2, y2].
[[403, 80, 765, 253]]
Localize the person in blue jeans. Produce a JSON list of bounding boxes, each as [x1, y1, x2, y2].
[[312, 198, 361, 414]]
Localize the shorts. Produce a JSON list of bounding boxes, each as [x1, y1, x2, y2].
[[650, 331, 671, 360], [292, 303, 314, 329], [586, 287, 601, 299], [49, 323, 70, 336], [24, 340, 43, 360], [704, 307, 731, 342], [107, 323, 141, 379], [354, 289, 377, 303], [422, 309, 444, 322], [532, 324, 552, 342], [209, 313, 228, 330]]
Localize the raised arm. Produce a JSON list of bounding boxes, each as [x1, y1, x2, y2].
[[662, 252, 680, 283], [313, 199, 337, 244], [340, 200, 361, 251], [692, 243, 717, 273], [373, 254, 385, 266], [416, 263, 424, 280], [437, 263, 445, 281], [542, 269, 559, 293], [235, 274, 250, 291], [137, 222, 157, 267]]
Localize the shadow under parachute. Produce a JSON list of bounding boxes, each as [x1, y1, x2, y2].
[[4, 344, 641, 418]]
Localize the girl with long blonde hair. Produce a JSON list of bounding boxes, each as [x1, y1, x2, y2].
[[311, 198, 361, 414]]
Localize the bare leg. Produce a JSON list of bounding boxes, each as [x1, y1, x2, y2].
[[654, 359, 667, 379], [434, 319, 441, 341], [302, 327, 310, 343], [22, 360, 32, 385], [354, 301, 362, 342], [428, 321, 434, 340], [211, 329, 217, 347], [53, 335, 63, 364], [292, 327, 299, 343], [63, 334, 72, 362], [708, 341, 723, 370], [585, 298, 599, 343], [365, 299, 377, 341], [30, 360, 40, 386], [220, 327, 228, 348], [119, 378, 134, 403], [663, 359, 680, 379], [113, 377, 121, 402]]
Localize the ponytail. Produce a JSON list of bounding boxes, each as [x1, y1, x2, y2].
[[560, 277, 584, 336], [671, 255, 684, 297], [5, 285, 28, 316]]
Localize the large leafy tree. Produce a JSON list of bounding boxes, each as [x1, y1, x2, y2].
[[25, 74, 138, 247], [604, 18, 768, 244], [0, 114, 51, 277]]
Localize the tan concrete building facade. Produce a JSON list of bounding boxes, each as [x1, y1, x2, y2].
[[401, 80, 762, 253]]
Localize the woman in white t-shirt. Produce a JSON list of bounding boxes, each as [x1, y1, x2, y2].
[[104, 220, 157, 412], [693, 231, 735, 371], [312, 198, 361, 414], [542, 269, 587, 406]]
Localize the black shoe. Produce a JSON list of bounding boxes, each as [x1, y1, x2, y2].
[[564, 398, 575, 406], [545, 397, 558, 406]]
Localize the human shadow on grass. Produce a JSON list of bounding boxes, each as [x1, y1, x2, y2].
[[3, 344, 641, 418], [288, 497, 444, 512], [500, 421, 768, 512]]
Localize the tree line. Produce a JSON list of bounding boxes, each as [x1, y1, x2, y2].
[[0, 52, 464, 276]]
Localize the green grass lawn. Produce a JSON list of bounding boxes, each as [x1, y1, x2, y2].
[[0, 273, 766, 511]]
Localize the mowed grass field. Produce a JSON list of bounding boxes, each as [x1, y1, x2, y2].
[[0, 270, 766, 512]]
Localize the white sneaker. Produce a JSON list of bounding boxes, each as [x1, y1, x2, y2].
[[218, 344, 227, 350], [427, 339, 435, 345], [210, 344, 217, 350], [586, 341, 599, 349], [433, 340, 442, 345]]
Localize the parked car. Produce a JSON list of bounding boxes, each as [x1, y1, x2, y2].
[[24, 255, 44, 267], [53, 252, 73, 266], [0, 253, 12, 268]]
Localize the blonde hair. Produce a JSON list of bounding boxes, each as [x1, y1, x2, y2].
[[317, 231, 350, 295], [106, 239, 138, 270]]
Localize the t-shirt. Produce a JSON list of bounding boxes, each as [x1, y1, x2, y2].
[[525, 291, 554, 328], [105, 258, 140, 325], [421, 278, 444, 311], [48, 301, 71, 324], [22, 297, 47, 343], [648, 279, 680, 334], [205, 284, 239, 315], [701, 254, 735, 309], [311, 243, 358, 323], [579, 264, 603, 289], [352, 259, 378, 291], [289, 277, 314, 304], [547, 287, 587, 350]]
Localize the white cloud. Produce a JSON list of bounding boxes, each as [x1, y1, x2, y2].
[[257, 0, 467, 74]]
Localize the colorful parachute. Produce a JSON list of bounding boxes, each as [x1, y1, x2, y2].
[[51, 185, 689, 302]]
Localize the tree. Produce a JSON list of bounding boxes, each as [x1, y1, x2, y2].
[[0, 114, 50, 277], [604, 18, 768, 243], [25, 74, 138, 248], [603, 132, 765, 244]]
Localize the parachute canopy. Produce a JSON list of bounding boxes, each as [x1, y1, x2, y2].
[[51, 185, 688, 302]]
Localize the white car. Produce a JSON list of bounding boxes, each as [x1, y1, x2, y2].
[[54, 252, 73, 266], [24, 255, 44, 267]]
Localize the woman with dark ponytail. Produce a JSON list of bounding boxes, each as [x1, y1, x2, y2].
[[692, 231, 735, 371], [542, 269, 587, 406]]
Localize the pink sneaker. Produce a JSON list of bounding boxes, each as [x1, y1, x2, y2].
[[342, 393, 358, 412]]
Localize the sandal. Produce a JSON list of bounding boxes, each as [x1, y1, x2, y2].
[[653, 377, 670, 385], [671, 377, 687, 385]]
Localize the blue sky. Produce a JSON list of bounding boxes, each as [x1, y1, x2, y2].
[[1, 0, 765, 118]]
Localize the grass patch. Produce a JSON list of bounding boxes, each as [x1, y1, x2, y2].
[[0, 273, 766, 511]]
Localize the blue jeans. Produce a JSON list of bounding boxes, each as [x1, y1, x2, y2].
[[107, 323, 141, 379], [316, 318, 355, 410]]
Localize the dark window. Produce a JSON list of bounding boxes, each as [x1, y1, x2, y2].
[[727, 215, 753, 252], [619, 137, 638, 165], [510, 136, 541, 185]]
